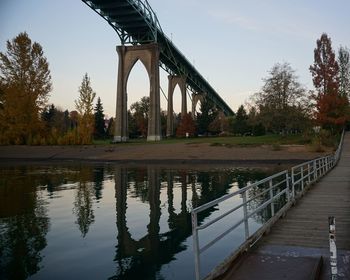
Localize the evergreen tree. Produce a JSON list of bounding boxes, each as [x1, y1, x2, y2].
[[196, 97, 218, 135], [94, 97, 105, 139], [233, 105, 249, 135], [0, 32, 52, 144]]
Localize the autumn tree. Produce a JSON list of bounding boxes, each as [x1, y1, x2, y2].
[[75, 73, 96, 144], [338, 46, 350, 98], [94, 97, 106, 139], [129, 96, 149, 137], [254, 62, 308, 133], [0, 32, 52, 144], [310, 34, 348, 131], [106, 117, 115, 138], [310, 34, 339, 97], [208, 113, 230, 135], [176, 113, 196, 137]]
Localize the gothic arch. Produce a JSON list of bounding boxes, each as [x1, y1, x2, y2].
[[114, 43, 161, 142]]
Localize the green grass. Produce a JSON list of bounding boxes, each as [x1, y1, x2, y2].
[[93, 134, 309, 146]]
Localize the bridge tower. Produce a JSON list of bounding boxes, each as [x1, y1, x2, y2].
[[114, 43, 161, 142], [167, 75, 187, 137], [191, 93, 204, 119], [83, 0, 234, 142]]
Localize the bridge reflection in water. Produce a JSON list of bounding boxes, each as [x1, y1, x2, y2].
[[0, 164, 277, 279]]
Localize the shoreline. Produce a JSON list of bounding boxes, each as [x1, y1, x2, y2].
[[0, 143, 330, 168]]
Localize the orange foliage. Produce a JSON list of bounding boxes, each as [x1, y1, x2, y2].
[[315, 92, 349, 129], [176, 113, 196, 137]]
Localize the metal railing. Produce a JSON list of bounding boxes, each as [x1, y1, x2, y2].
[[191, 131, 344, 280]]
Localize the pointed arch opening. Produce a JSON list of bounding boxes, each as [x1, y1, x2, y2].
[[126, 59, 150, 139]]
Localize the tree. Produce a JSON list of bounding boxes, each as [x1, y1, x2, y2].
[[94, 97, 106, 139], [0, 32, 52, 144], [75, 73, 96, 144], [310, 34, 348, 131], [254, 62, 308, 133], [41, 104, 71, 143], [176, 113, 196, 137], [106, 117, 115, 138], [129, 96, 149, 137], [310, 33, 339, 97], [247, 107, 265, 136], [232, 105, 249, 135], [338, 46, 350, 98], [196, 97, 218, 135]]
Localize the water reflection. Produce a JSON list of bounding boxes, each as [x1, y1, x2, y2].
[[0, 167, 50, 280], [0, 164, 277, 280]]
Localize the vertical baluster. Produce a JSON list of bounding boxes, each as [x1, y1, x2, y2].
[[291, 167, 295, 198], [192, 212, 200, 280], [314, 160, 317, 181], [286, 172, 291, 202], [269, 179, 275, 217], [243, 191, 249, 240], [301, 166, 304, 191]]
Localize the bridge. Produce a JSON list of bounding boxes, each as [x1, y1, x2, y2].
[[82, 0, 234, 141], [192, 132, 350, 279]]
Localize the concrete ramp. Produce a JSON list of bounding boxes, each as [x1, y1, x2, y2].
[[221, 252, 322, 280]]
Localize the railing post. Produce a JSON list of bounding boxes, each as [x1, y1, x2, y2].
[[286, 172, 291, 202], [192, 211, 201, 280], [314, 159, 317, 181], [291, 167, 295, 198], [329, 216, 338, 280], [307, 163, 311, 184], [242, 191, 249, 240], [269, 179, 275, 217], [301, 166, 304, 191], [326, 157, 329, 172]]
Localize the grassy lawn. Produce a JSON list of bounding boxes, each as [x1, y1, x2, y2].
[[93, 134, 310, 146]]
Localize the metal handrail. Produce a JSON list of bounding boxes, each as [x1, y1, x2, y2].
[[191, 131, 345, 280]]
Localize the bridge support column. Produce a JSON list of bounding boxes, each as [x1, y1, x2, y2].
[[114, 43, 161, 142], [166, 75, 187, 137], [191, 93, 204, 119]]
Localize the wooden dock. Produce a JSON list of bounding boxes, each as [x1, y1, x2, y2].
[[220, 133, 350, 280]]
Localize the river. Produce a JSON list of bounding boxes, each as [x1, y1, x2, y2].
[[0, 163, 283, 280]]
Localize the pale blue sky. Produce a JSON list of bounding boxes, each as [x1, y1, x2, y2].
[[1, 0, 349, 117]]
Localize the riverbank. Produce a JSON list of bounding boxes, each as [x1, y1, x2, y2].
[[0, 142, 331, 166]]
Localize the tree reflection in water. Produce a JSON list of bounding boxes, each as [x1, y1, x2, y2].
[[0, 167, 49, 280], [0, 164, 276, 280]]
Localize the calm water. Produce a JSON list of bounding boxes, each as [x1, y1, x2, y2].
[[0, 164, 280, 280]]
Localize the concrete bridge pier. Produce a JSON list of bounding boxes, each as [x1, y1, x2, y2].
[[191, 93, 204, 118], [114, 43, 161, 142], [166, 75, 187, 137]]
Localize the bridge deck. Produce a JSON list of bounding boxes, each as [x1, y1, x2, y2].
[[220, 132, 350, 280]]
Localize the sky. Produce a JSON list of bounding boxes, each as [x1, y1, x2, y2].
[[1, 0, 350, 118]]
